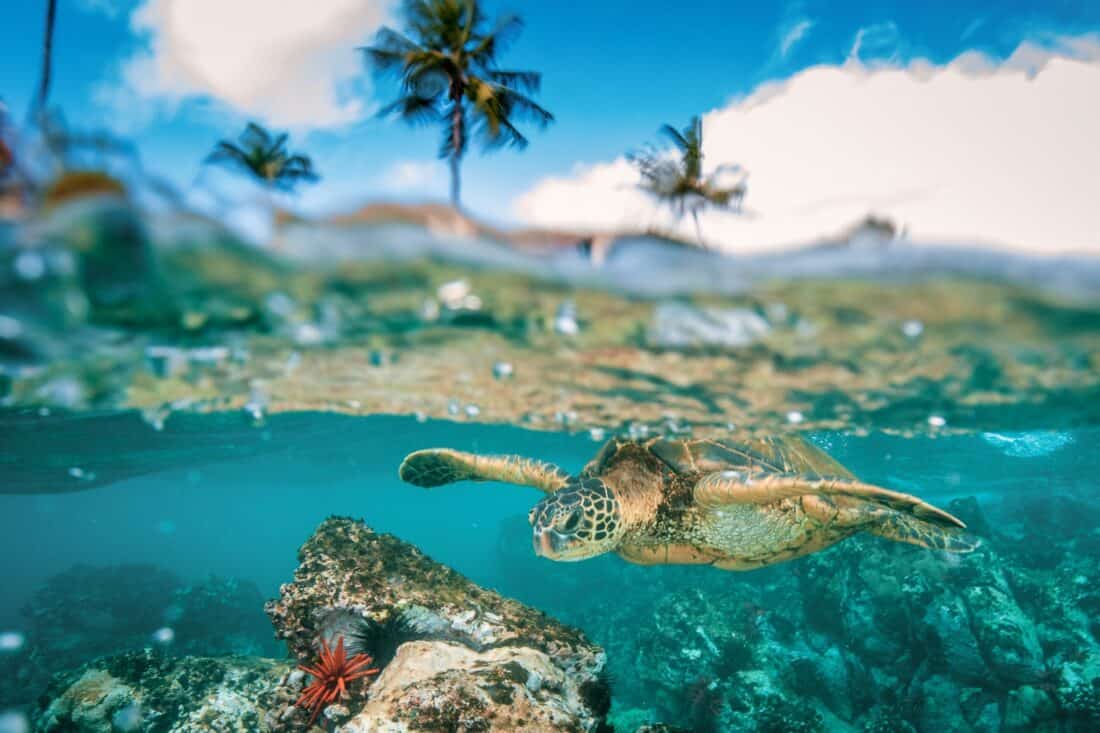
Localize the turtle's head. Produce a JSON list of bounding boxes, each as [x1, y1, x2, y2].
[[528, 478, 624, 561]]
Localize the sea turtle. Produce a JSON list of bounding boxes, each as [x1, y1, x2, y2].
[[398, 435, 978, 570]]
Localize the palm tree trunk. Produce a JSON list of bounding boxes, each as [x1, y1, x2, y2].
[[34, 0, 59, 122], [449, 102, 464, 209], [691, 209, 705, 248]]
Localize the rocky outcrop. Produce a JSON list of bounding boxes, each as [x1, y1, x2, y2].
[[35, 651, 294, 733], [266, 516, 610, 732], [31, 517, 612, 732]]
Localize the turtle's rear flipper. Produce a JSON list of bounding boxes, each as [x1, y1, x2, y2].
[[867, 510, 981, 553], [399, 449, 571, 494]]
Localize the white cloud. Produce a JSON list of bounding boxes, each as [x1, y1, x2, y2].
[[513, 37, 1100, 255], [102, 0, 393, 129], [779, 19, 814, 58], [383, 160, 447, 192]]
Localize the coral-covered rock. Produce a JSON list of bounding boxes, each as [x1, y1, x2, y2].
[[266, 517, 609, 731], [34, 650, 293, 733]]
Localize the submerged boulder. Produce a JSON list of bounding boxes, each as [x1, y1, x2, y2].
[[266, 516, 610, 731]]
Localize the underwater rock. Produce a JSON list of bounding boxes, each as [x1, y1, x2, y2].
[[960, 581, 1045, 684], [266, 516, 609, 731], [345, 640, 596, 731], [1001, 685, 1057, 733], [646, 302, 770, 349], [34, 650, 293, 733]]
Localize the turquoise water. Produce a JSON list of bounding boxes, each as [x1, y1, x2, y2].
[[2, 409, 1097, 730]]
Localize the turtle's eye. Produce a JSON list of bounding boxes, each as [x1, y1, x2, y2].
[[561, 509, 581, 533]]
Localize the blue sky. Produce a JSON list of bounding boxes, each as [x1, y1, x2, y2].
[[3, 0, 1100, 247]]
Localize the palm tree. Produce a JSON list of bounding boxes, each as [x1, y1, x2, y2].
[[630, 116, 747, 246], [205, 122, 319, 195], [362, 0, 552, 209], [32, 0, 59, 123]]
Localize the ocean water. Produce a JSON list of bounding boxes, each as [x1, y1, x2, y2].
[[1, 201, 1099, 731], [1, 407, 1097, 731]]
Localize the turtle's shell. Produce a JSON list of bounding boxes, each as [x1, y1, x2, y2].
[[584, 435, 855, 481]]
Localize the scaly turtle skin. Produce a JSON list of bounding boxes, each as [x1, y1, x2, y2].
[[398, 436, 978, 570]]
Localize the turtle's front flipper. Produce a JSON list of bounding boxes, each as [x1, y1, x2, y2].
[[695, 471, 979, 553], [694, 472, 966, 528], [399, 449, 571, 494], [865, 510, 981, 553]]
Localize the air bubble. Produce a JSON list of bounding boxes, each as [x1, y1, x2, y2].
[[0, 631, 25, 652]]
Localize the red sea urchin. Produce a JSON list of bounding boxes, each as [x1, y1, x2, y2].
[[296, 636, 379, 726]]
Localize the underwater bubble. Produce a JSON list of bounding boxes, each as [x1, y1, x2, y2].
[[588, 427, 607, 441], [347, 399, 362, 409], [786, 410, 805, 424], [264, 292, 296, 317], [0, 631, 25, 652], [492, 361, 514, 379], [188, 347, 229, 366], [38, 377, 85, 408], [68, 466, 95, 481], [447, 400, 460, 416], [141, 406, 169, 431], [927, 415, 947, 428], [111, 703, 142, 732], [152, 627, 175, 645], [902, 319, 924, 338], [627, 422, 650, 440], [980, 430, 1074, 457], [437, 280, 470, 307], [556, 410, 577, 427], [464, 404, 481, 418], [765, 302, 789, 323], [13, 251, 45, 281], [144, 346, 187, 378], [420, 298, 440, 322], [554, 301, 580, 336], [293, 323, 325, 346], [284, 351, 302, 375], [414, 411, 427, 423], [0, 315, 23, 340], [0, 711, 28, 733]]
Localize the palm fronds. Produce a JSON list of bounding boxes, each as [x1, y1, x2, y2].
[[361, 0, 551, 207], [630, 116, 748, 246], [205, 122, 319, 193]]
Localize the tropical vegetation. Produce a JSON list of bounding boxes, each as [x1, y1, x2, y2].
[[205, 122, 319, 194], [362, 0, 553, 209], [630, 116, 747, 246]]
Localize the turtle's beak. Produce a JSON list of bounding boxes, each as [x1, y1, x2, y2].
[[533, 529, 554, 557]]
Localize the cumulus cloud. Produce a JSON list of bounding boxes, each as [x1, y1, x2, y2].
[[101, 0, 392, 129], [513, 37, 1100, 255]]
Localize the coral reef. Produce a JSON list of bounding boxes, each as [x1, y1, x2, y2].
[[266, 516, 610, 731], [565, 491, 1100, 732], [35, 650, 294, 732], [0, 565, 275, 710], [32, 517, 614, 731]]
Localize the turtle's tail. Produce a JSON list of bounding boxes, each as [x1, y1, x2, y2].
[[867, 510, 981, 553]]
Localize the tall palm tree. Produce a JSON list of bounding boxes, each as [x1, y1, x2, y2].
[[33, 0, 59, 122], [205, 122, 319, 194], [362, 0, 553, 209], [630, 116, 747, 246]]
